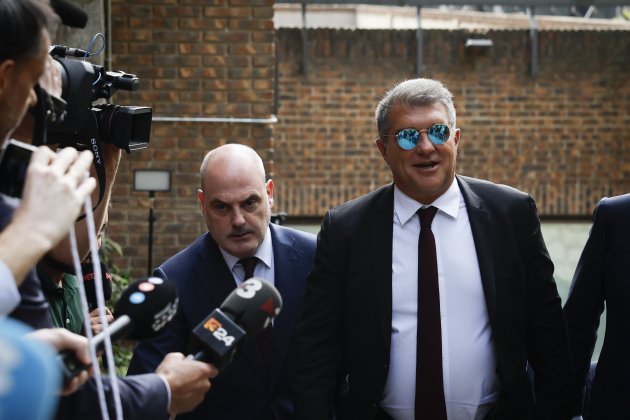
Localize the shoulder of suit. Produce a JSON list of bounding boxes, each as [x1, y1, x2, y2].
[[328, 184, 393, 215], [157, 233, 211, 274], [594, 193, 630, 222], [599, 193, 630, 208], [458, 175, 529, 200], [270, 223, 317, 245]]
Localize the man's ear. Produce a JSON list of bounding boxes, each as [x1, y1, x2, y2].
[[453, 128, 461, 147], [197, 189, 204, 207], [266, 179, 274, 208], [0, 59, 15, 96], [375, 138, 388, 163]]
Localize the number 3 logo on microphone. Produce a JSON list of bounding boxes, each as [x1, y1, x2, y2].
[[236, 278, 263, 299]]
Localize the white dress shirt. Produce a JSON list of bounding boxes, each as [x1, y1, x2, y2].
[[381, 180, 500, 420], [220, 226, 275, 287]]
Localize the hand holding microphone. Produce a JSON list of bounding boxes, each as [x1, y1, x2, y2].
[[83, 263, 114, 334], [59, 277, 179, 385], [190, 277, 283, 369]]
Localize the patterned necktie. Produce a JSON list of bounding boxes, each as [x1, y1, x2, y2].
[[239, 256, 273, 372], [415, 206, 447, 419]]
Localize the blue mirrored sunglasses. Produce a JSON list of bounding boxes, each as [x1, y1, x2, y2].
[[391, 124, 451, 150]]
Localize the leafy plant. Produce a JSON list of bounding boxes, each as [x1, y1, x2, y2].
[[100, 235, 134, 376]]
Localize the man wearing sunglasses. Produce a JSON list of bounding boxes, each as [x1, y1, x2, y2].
[[293, 78, 572, 420]]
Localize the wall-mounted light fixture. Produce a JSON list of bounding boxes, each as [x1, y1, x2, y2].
[[133, 169, 172, 276], [464, 38, 494, 48], [133, 169, 172, 193]]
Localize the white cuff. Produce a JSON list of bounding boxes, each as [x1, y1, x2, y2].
[[0, 259, 21, 316]]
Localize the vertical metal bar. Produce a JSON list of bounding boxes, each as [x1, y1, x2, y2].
[[528, 6, 538, 77], [416, 6, 424, 75], [301, 2, 308, 75], [148, 191, 155, 277], [274, 33, 279, 116]]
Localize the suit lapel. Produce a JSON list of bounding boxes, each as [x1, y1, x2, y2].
[[193, 235, 238, 319], [457, 176, 497, 322], [370, 186, 395, 351], [238, 225, 307, 388], [269, 225, 305, 388]]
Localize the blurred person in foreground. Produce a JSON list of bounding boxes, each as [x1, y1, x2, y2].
[[0, 1, 218, 418], [564, 193, 630, 419], [0, 0, 95, 321], [129, 144, 317, 419], [292, 78, 572, 420]]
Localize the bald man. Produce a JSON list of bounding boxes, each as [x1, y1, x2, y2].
[[128, 144, 317, 420]]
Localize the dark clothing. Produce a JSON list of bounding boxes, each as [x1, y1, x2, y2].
[[564, 194, 630, 419], [0, 193, 53, 329], [128, 224, 316, 420], [55, 373, 168, 420], [293, 176, 572, 420]]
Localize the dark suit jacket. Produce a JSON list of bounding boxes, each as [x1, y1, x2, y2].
[[292, 176, 572, 420], [56, 374, 169, 420], [564, 194, 630, 419], [128, 224, 316, 420]]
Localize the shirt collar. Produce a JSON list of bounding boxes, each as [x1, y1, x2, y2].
[[393, 177, 461, 226], [220, 226, 273, 271]]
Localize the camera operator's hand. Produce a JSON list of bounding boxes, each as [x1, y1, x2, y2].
[[25, 327, 92, 395], [0, 146, 95, 284], [39, 55, 62, 98], [155, 352, 218, 415]]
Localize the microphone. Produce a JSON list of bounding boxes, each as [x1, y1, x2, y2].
[[0, 318, 61, 420], [190, 277, 282, 369], [82, 261, 113, 311], [59, 277, 179, 384], [50, 0, 88, 28]]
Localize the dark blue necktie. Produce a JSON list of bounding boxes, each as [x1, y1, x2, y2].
[[239, 257, 273, 373], [415, 206, 447, 419]]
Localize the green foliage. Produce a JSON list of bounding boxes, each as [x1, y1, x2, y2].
[[101, 236, 130, 306], [100, 236, 134, 376]]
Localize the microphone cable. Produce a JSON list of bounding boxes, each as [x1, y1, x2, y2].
[[68, 170, 123, 420]]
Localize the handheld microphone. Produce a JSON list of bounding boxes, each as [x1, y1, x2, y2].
[[50, 0, 88, 28], [59, 277, 179, 385], [83, 261, 113, 311], [191, 277, 282, 369], [0, 318, 61, 420]]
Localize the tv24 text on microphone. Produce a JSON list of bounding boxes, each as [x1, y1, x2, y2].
[[191, 277, 282, 370]]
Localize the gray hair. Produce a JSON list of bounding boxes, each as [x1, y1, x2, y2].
[[375, 78, 457, 139]]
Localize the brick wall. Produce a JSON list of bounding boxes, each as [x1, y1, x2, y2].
[[274, 28, 630, 218], [108, 5, 630, 277], [108, 0, 275, 277]]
